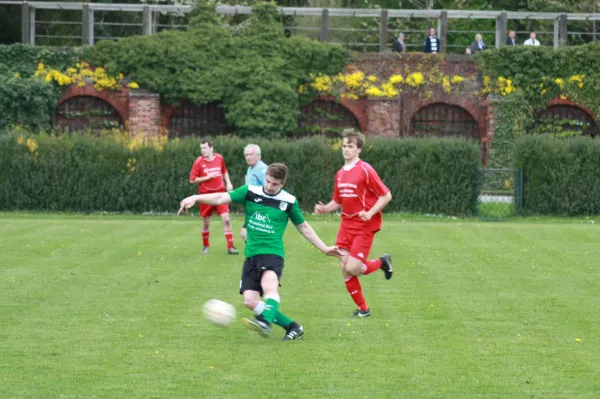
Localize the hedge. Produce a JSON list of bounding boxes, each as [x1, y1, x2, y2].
[[0, 132, 482, 215], [514, 135, 600, 215]]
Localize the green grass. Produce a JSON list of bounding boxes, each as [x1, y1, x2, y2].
[[1, 213, 599, 399]]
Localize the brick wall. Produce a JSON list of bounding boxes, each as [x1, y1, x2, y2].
[[127, 90, 162, 136]]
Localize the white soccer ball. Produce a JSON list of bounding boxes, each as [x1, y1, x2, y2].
[[203, 299, 236, 327]]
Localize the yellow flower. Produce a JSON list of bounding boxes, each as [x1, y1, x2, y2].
[[406, 72, 424, 87], [367, 75, 378, 83], [389, 74, 404, 84], [13, 72, 20, 78], [365, 85, 384, 97], [560, 94, 567, 100], [37, 62, 45, 71], [554, 78, 565, 89], [442, 76, 451, 94], [17, 136, 25, 145], [25, 138, 38, 153], [451, 75, 465, 84]]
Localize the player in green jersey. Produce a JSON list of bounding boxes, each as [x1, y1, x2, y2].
[[178, 163, 341, 340]]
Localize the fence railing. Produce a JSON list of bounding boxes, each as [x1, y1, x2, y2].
[[2, 1, 600, 51]]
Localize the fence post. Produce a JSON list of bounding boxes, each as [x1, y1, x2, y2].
[[553, 17, 560, 49], [320, 9, 328, 42], [380, 9, 388, 52], [495, 11, 507, 49], [143, 5, 153, 35], [22, 2, 35, 45], [438, 10, 448, 53], [560, 13, 568, 47], [82, 3, 94, 46]]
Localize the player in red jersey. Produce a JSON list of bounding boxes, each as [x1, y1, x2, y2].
[[314, 129, 393, 317], [189, 140, 238, 255]]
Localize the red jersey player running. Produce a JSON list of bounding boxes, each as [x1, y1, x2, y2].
[[314, 129, 393, 317], [189, 139, 238, 255]]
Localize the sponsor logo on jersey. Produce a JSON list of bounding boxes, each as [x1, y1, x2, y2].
[[251, 212, 271, 223], [279, 201, 288, 211]]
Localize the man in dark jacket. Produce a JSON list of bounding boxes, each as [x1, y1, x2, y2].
[[506, 30, 517, 46], [470, 33, 487, 54], [423, 28, 440, 53], [393, 32, 406, 53]]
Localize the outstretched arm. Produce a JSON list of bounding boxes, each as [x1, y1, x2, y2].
[[295, 221, 342, 257], [314, 200, 341, 215], [178, 192, 232, 215]]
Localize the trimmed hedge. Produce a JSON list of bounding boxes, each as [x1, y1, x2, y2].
[[514, 135, 600, 215], [0, 133, 481, 215]]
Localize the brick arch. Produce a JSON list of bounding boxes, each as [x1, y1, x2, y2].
[[58, 84, 129, 123], [546, 96, 597, 120], [161, 100, 231, 138], [534, 97, 599, 137], [313, 95, 368, 133], [409, 100, 485, 139]]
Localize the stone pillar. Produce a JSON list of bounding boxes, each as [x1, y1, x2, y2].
[[128, 90, 162, 136], [366, 99, 401, 137]]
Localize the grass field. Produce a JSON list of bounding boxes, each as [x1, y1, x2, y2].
[[1, 213, 599, 399]]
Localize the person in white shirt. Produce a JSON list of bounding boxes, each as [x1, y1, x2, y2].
[[524, 32, 540, 46], [424, 28, 440, 53]]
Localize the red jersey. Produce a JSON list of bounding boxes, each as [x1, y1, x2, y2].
[[189, 154, 228, 194], [332, 159, 390, 231]]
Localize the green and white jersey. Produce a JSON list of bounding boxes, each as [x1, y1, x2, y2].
[[228, 185, 305, 258]]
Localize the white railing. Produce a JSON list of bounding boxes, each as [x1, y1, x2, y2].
[[3, 1, 600, 50]]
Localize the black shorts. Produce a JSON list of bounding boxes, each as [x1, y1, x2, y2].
[[239, 254, 284, 295]]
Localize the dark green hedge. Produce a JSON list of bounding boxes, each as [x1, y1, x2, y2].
[[0, 133, 481, 215], [514, 135, 600, 215]]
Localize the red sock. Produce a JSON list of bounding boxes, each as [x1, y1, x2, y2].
[[362, 258, 382, 275], [202, 231, 210, 247], [224, 232, 234, 250], [345, 276, 368, 310]]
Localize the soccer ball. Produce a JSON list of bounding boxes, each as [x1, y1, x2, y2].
[[203, 299, 236, 327]]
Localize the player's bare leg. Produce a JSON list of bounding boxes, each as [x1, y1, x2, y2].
[[201, 216, 211, 254], [220, 212, 238, 255], [242, 271, 303, 340]]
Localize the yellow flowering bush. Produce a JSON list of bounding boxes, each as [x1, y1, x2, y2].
[[33, 61, 139, 91], [302, 70, 467, 99]]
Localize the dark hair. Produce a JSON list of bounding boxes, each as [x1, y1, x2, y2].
[[341, 128, 365, 149], [266, 163, 288, 184], [200, 139, 213, 147]]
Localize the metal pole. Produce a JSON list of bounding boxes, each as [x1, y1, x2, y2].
[[553, 17, 559, 49], [82, 3, 94, 45], [143, 5, 153, 35], [320, 9, 328, 42], [438, 10, 448, 53], [380, 9, 388, 52], [560, 13, 568, 47], [495, 11, 507, 49], [21, 2, 35, 45]]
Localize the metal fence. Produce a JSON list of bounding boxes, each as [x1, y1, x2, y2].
[[2, 1, 600, 51], [477, 168, 523, 220]]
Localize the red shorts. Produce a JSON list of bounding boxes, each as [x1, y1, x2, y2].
[[335, 227, 376, 261], [199, 203, 229, 218]]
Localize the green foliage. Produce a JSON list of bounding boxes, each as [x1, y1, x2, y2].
[[476, 43, 600, 116], [0, 45, 81, 130], [0, 131, 481, 216], [0, 44, 81, 77], [514, 135, 600, 215], [87, 0, 349, 138], [486, 94, 531, 168], [476, 42, 600, 167], [0, 75, 60, 131]]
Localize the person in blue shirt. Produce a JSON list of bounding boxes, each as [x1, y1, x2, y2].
[[241, 144, 268, 241]]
